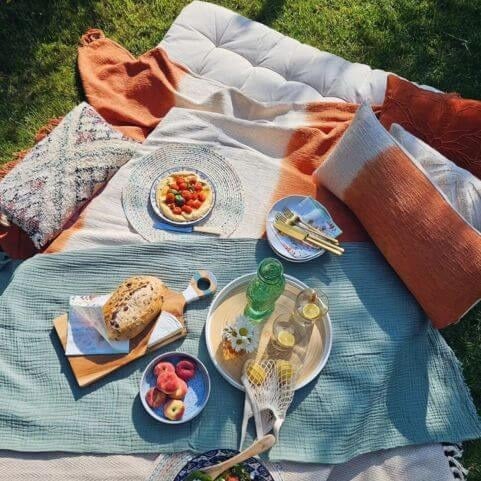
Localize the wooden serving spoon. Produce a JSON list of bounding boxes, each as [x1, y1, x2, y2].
[[200, 435, 276, 480]]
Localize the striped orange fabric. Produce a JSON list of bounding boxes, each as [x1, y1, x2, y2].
[[380, 74, 481, 179], [315, 104, 481, 328]]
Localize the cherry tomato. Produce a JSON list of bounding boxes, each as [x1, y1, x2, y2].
[[166, 193, 175, 203], [198, 192, 206, 202], [226, 475, 239, 481], [169, 182, 179, 191], [189, 178, 197, 185], [186, 199, 196, 207], [194, 183, 203, 192], [168, 203, 175, 211], [193, 200, 201, 209], [173, 207, 182, 215], [178, 182, 188, 191], [181, 190, 191, 200], [182, 205, 192, 214], [190, 192, 198, 201]]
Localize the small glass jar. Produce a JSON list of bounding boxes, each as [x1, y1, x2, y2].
[[292, 288, 328, 328]]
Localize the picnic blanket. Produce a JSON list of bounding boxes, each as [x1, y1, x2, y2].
[[0, 6, 476, 478], [0, 443, 460, 481], [46, 31, 377, 253], [0, 239, 480, 464]]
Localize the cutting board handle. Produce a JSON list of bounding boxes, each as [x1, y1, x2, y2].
[[182, 270, 217, 304]]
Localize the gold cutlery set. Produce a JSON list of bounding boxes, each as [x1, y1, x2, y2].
[[274, 208, 344, 256]]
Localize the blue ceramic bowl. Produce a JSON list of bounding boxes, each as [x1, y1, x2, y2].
[[140, 352, 211, 424], [173, 449, 274, 481]]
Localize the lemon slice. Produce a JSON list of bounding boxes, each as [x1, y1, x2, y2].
[[302, 303, 321, 320], [277, 330, 296, 348]]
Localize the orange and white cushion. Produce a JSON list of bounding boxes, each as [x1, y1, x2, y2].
[[314, 103, 481, 328]]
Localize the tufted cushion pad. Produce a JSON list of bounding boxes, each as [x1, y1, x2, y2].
[[160, 1, 391, 104]]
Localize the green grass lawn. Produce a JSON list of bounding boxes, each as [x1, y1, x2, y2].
[[2, 0, 481, 477]]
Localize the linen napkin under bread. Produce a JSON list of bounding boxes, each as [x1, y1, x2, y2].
[[66, 295, 183, 355]]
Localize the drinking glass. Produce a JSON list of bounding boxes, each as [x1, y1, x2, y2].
[[292, 288, 328, 327]]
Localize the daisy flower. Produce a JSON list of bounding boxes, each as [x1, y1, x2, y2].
[[222, 315, 260, 354]]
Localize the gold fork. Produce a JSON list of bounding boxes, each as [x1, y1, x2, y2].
[[278, 210, 339, 246]]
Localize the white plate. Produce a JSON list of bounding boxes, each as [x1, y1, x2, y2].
[[266, 195, 338, 262], [205, 273, 333, 391], [149, 167, 216, 227]]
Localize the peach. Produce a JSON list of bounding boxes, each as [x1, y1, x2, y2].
[[175, 359, 196, 382], [170, 378, 188, 400], [164, 399, 185, 421], [145, 387, 166, 409], [154, 361, 175, 377], [156, 371, 181, 395]]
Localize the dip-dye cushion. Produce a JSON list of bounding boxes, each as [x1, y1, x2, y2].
[[314, 103, 481, 329], [0, 103, 137, 249]]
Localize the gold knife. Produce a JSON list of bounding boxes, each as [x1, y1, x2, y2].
[[273, 221, 344, 256]]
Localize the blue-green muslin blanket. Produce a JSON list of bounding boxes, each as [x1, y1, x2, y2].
[[0, 239, 480, 464]]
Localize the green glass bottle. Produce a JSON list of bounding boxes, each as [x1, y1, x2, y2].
[[244, 258, 286, 322]]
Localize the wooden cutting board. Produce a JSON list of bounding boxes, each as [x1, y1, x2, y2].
[[53, 270, 217, 387]]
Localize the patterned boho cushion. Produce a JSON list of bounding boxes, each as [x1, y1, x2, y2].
[[314, 104, 481, 329], [379, 75, 481, 179], [0, 103, 137, 249], [390, 123, 481, 231]]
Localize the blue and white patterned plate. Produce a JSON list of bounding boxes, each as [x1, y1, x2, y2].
[[149, 167, 216, 227], [140, 352, 211, 424], [173, 449, 275, 481]]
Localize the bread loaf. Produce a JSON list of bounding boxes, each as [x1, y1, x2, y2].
[[103, 276, 166, 341]]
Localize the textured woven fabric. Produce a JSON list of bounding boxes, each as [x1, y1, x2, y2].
[[0, 452, 156, 481], [0, 444, 457, 481], [0, 103, 137, 249], [0, 239, 479, 463], [315, 104, 481, 328], [328, 443, 455, 481], [147, 443, 457, 481], [391, 123, 481, 231]]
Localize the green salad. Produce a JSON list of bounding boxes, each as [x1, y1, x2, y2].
[[214, 464, 251, 481], [186, 463, 252, 481]]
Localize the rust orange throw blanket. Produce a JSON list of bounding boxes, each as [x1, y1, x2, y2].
[[2, 30, 376, 259], [78, 29, 188, 141], [74, 30, 371, 242]]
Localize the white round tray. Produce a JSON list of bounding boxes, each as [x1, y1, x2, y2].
[[205, 273, 333, 391]]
